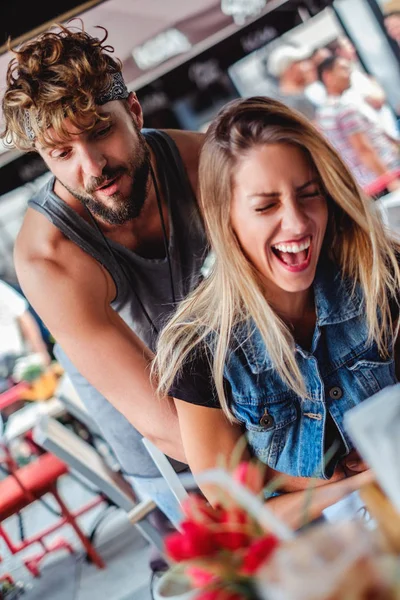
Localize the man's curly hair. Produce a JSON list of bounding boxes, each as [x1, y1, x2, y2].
[[1, 22, 124, 151]]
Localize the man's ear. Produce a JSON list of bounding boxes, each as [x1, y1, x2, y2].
[[127, 92, 144, 129]]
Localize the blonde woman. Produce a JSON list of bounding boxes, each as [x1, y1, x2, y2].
[[153, 97, 400, 527]]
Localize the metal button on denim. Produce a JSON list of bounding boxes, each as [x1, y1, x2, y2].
[[329, 386, 343, 399], [259, 410, 274, 428]]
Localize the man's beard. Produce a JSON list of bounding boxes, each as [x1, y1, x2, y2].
[[61, 134, 151, 225]]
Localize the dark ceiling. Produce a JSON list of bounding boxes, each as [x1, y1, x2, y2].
[[0, 0, 106, 52], [0, 0, 236, 89]]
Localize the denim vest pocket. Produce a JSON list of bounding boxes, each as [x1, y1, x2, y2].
[[231, 397, 297, 466], [345, 357, 395, 396]]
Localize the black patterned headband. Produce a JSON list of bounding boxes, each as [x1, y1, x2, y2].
[[24, 71, 129, 141]]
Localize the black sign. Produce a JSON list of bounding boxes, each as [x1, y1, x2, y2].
[[0, 0, 106, 51], [0, 153, 48, 197], [136, 2, 305, 105]]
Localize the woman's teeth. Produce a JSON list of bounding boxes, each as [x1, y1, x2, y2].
[[272, 237, 311, 254]]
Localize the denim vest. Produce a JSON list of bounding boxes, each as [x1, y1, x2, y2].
[[223, 260, 397, 479]]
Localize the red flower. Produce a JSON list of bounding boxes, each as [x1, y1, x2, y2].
[[178, 495, 254, 552], [165, 521, 219, 561], [187, 566, 219, 588], [232, 462, 265, 495], [213, 530, 250, 550], [213, 508, 252, 550], [241, 535, 279, 574]]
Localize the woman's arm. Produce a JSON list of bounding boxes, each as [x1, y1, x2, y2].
[[173, 399, 253, 503], [175, 399, 373, 527], [266, 470, 373, 529]]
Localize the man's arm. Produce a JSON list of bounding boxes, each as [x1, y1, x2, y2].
[[14, 234, 185, 462]]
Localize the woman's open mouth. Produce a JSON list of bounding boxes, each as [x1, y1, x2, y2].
[[271, 235, 312, 273]]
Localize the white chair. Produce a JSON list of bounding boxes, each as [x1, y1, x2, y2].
[[54, 373, 103, 436], [54, 374, 188, 530], [3, 397, 65, 443], [141, 438, 191, 529], [33, 415, 165, 552]]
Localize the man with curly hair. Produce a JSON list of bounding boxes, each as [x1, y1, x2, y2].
[[1, 23, 207, 526]]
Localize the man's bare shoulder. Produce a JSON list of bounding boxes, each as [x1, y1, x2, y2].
[[161, 129, 205, 196], [16, 206, 83, 268], [162, 129, 205, 155], [14, 207, 114, 306]]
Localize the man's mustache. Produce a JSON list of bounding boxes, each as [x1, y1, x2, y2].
[[86, 166, 127, 194]]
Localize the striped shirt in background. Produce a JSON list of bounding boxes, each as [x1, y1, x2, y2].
[[316, 96, 400, 188]]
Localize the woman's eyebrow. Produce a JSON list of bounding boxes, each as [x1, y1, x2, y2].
[[248, 191, 280, 199], [296, 178, 319, 191], [247, 178, 319, 200]]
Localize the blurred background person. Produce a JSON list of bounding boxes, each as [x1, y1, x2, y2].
[[304, 45, 334, 107], [265, 44, 316, 121], [312, 46, 334, 67], [316, 55, 400, 191], [0, 278, 51, 393], [328, 34, 399, 141], [384, 10, 400, 47]]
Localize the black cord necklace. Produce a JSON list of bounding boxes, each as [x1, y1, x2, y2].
[[84, 162, 176, 337], [149, 162, 176, 307]]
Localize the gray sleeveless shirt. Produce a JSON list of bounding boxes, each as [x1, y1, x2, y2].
[[28, 129, 208, 477]]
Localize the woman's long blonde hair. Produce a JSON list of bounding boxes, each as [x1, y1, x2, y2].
[[153, 96, 400, 421]]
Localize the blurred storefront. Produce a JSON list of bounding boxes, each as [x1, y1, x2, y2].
[[0, 0, 400, 282]]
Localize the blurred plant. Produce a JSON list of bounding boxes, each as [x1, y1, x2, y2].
[[0, 579, 25, 599], [164, 461, 280, 600]]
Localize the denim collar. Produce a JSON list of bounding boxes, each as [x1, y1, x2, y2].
[[314, 258, 364, 326], [236, 259, 365, 374]]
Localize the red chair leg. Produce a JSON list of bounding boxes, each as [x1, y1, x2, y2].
[[24, 557, 41, 578], [51, 488, 105, 569]]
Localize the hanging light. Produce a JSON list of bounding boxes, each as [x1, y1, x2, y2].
[[221, 0, 267, 25], [132, 29, 191, 70]]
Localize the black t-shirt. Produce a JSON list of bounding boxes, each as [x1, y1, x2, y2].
[[169, 347, 223, 408], [389, 250, 400, 322]]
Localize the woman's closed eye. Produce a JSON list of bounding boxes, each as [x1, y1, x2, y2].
[[253, 187, 323, 213], [299, 190, 322, 199], [254, 202, 277, 213]]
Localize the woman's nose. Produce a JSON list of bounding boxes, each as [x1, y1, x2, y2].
[[280, 200, 308, 234]]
